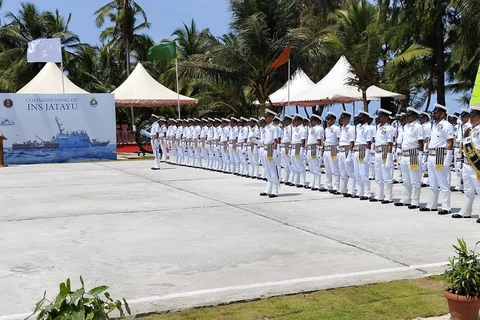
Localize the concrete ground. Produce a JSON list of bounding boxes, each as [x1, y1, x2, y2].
[[1, 160, 479, 318]]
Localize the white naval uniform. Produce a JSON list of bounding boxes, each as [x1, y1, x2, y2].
[[247, 125, 260, 177], [457, 122, 480, 217], [372, 123, 395, 202], [275, 125, 283, 178], [453, 122, 468, 190], [206, 125, 215, 169], [353, 122, 373, 197], [306, 124, 324, 190], [260, 122, 279, 195], [150, 122, 161, 169], [338, 124, 355, 195], [290, 124, 307, 186], [422, 121, 432, 184], [425, 119, 454, 211], [229, 125, 239, 173], [395, 125, 404, 183], [215, 126, 223, 170], [194, 125, 202, 166], [281, 124, 293, 184], [238, 125, 249, 175], [221, 125, 231, 172], [260, 126, 267, 179], [200, 125, 209, 168], [175, 125, 184, 164], [160, 124, 167, 161], [324, 124, 340, 191], [368, 124, 376, 180], [185, 125, 194, 166], [167, 125, 177, 163], [398, 120, 424, 206]]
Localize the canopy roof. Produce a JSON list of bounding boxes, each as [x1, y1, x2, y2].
[[256, 68, 315, 106], [17, 62, 88, 94], [113, 63, 197, 107], [290, 56, 404, 106]]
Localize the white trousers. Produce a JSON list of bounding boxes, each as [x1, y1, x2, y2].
[[248, 145, 259, 177], [306, 150, 321, 189], [280, 147, 292, 183], [239, 147, 249, 175], [399, 155, 422, 206], [373, 153, 394, 201], [426, 155, 451, 210], [291, 148, 306, 186], [151, 139, 160, 168], [260, 149, 279, 195], [338, 150, 355, 194], [324, 150, 340, 190], [458, 163, 480, 216], [354, 151, 370, 197]]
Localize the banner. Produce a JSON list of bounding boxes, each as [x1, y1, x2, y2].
[[0, 94, 116, 164]]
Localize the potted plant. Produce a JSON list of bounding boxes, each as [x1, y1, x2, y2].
[[443, 238, 480, 320]]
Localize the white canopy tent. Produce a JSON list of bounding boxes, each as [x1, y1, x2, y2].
[[17, 62, 88, 94], [290, 56, 404, 106], [113, 63, 197, 107], [255, 68, 315, 106]]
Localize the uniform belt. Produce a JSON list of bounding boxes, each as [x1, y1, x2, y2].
[[402, 148, 419, 156], [281, 142, 291, 148], [290, 144, 302, 149], [306, 144, 319, 150], [338, 146, 349, 152], [324, 145, 336, 152], [353, 144, 366, 152], [375, 145, 388, 153], [428, 148, 446, 156]]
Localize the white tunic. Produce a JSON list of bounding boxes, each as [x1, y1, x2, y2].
[[194, 125, 201, 139], [429, 119, 454, 148], [229, 126, 239, 141], [339, 124, 355, 146], [402, 121, 424, 150], [325, 125, 340, 145], [175, 125, 183, 139], [355, 123, 372, 145], [291, 124, 306, 144], [282, 124, 293, 143], [307, 125, 324, 145], [185, 125, 194, 139], [150, 122, 161, 137], [207, 126, 215, 141], [374, 124, 394, 146], [221, 126, 230, 142], [262, 123, 277, 145], [200, 126, 208, 139]]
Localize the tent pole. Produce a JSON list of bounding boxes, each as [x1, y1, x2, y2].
[[175, 58, 181, 119]]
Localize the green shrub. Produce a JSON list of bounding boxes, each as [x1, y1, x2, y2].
[[27, 276, 131, 320], [443, 238, 480, 297]]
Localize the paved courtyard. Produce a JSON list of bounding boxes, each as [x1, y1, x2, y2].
[[1, 160, 479, 318]]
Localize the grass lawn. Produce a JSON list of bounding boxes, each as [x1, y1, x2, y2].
[[141, 276, 448, 320]]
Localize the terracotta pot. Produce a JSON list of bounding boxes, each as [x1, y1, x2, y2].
[[443, 291, 480, 320]]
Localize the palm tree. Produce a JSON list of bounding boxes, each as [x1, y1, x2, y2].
[[324, 0, 384, 112], [0, 2, 81, 92]]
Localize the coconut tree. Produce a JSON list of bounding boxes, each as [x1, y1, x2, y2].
[[324, 0, 384, 112]]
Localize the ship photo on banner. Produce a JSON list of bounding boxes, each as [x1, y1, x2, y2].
[[0, 93, 116, 164]]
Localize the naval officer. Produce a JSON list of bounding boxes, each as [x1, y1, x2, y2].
[[149, 114, 161, 170]]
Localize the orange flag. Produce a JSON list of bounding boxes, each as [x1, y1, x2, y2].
[[270, 43, 290, 68]]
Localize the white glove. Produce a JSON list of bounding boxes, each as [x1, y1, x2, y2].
[[140, 129, 151, 138], [347, 152, 354, 163], [444, 150, 453, 168], [385, 153, 394, 168]]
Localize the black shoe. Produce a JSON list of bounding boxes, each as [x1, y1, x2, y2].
[[369, 198, 379, 202], [477, 218, 480, 223], [151, 167, 160, 170], [452, 214, 471, 219], [394, 202, 406, 207], [311, 188, 319, 191], [280, 181, 285, 184], [287, 182, 294, 186], [343, 193, 352, 198], [251, 176, 257, 179], [268, 194, 278, 198], [419, 207, 431, 211], [260, 192, 268, 196], [438, 209, 451, 215], [332, 191, 341, 195], [304, 185, 310, 189], [328, 190, 335, 194], [408, 205, 419, 209], [421, 183, 428, 187], [296, 185, 304, 188], [256, 177, 262, 180], [450, 187, 459, 192], [360, 196, 369, 200], [381, 200, 392, 204], [263, 178, 267, 181], [351, 195, 360, 199], [393, 181, 399, 184], [319, 188, 328, 192]]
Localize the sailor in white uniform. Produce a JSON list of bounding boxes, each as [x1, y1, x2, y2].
[[238, 117, 250, 176], [338, 111, 356, 197], [228, 117, 240, 174], [306, 114, 324, 191], [220, 118, 231, 172], [257, 109, 280, 197], [175, 119, 184, 165], [290, 114, 307, 188], [420, 104, 455, 214], [324, 112, 341, 194], [419, 112, 432, 187], [159, 118, 168, 162], [205, 118, 215, 170], [452, 109, 471, 192], [149, 114, 161, 170], [167, 119, 177, 163], [394, 107, 425, 209], [247, 118, 260, 178], [353, 111, 373, 200], [258, 118, 267, 180], [452, 106, 480, 222], [369, 108, 395, 203], [281, 115, 293, 185], [200, 119, 209, 168]]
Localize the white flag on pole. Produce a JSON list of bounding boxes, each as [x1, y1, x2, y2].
[[27, 38, 62, 63]]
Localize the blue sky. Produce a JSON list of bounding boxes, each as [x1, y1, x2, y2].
[[1, 0, 465, 115]]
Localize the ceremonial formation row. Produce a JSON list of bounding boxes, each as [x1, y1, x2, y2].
[[144, 103, 480, 223]]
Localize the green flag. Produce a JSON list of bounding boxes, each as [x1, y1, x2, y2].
[[470, 65, 480, 107], [148, 42, 176, 60]]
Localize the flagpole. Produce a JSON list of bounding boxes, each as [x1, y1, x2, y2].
[[60, 59, 65, 94], [286, 58, 290, 115], [175, 58, 181, 119]]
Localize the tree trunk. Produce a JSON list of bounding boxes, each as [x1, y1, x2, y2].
[[362, 90, 368, 112], [435, 16, 446, 107]]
